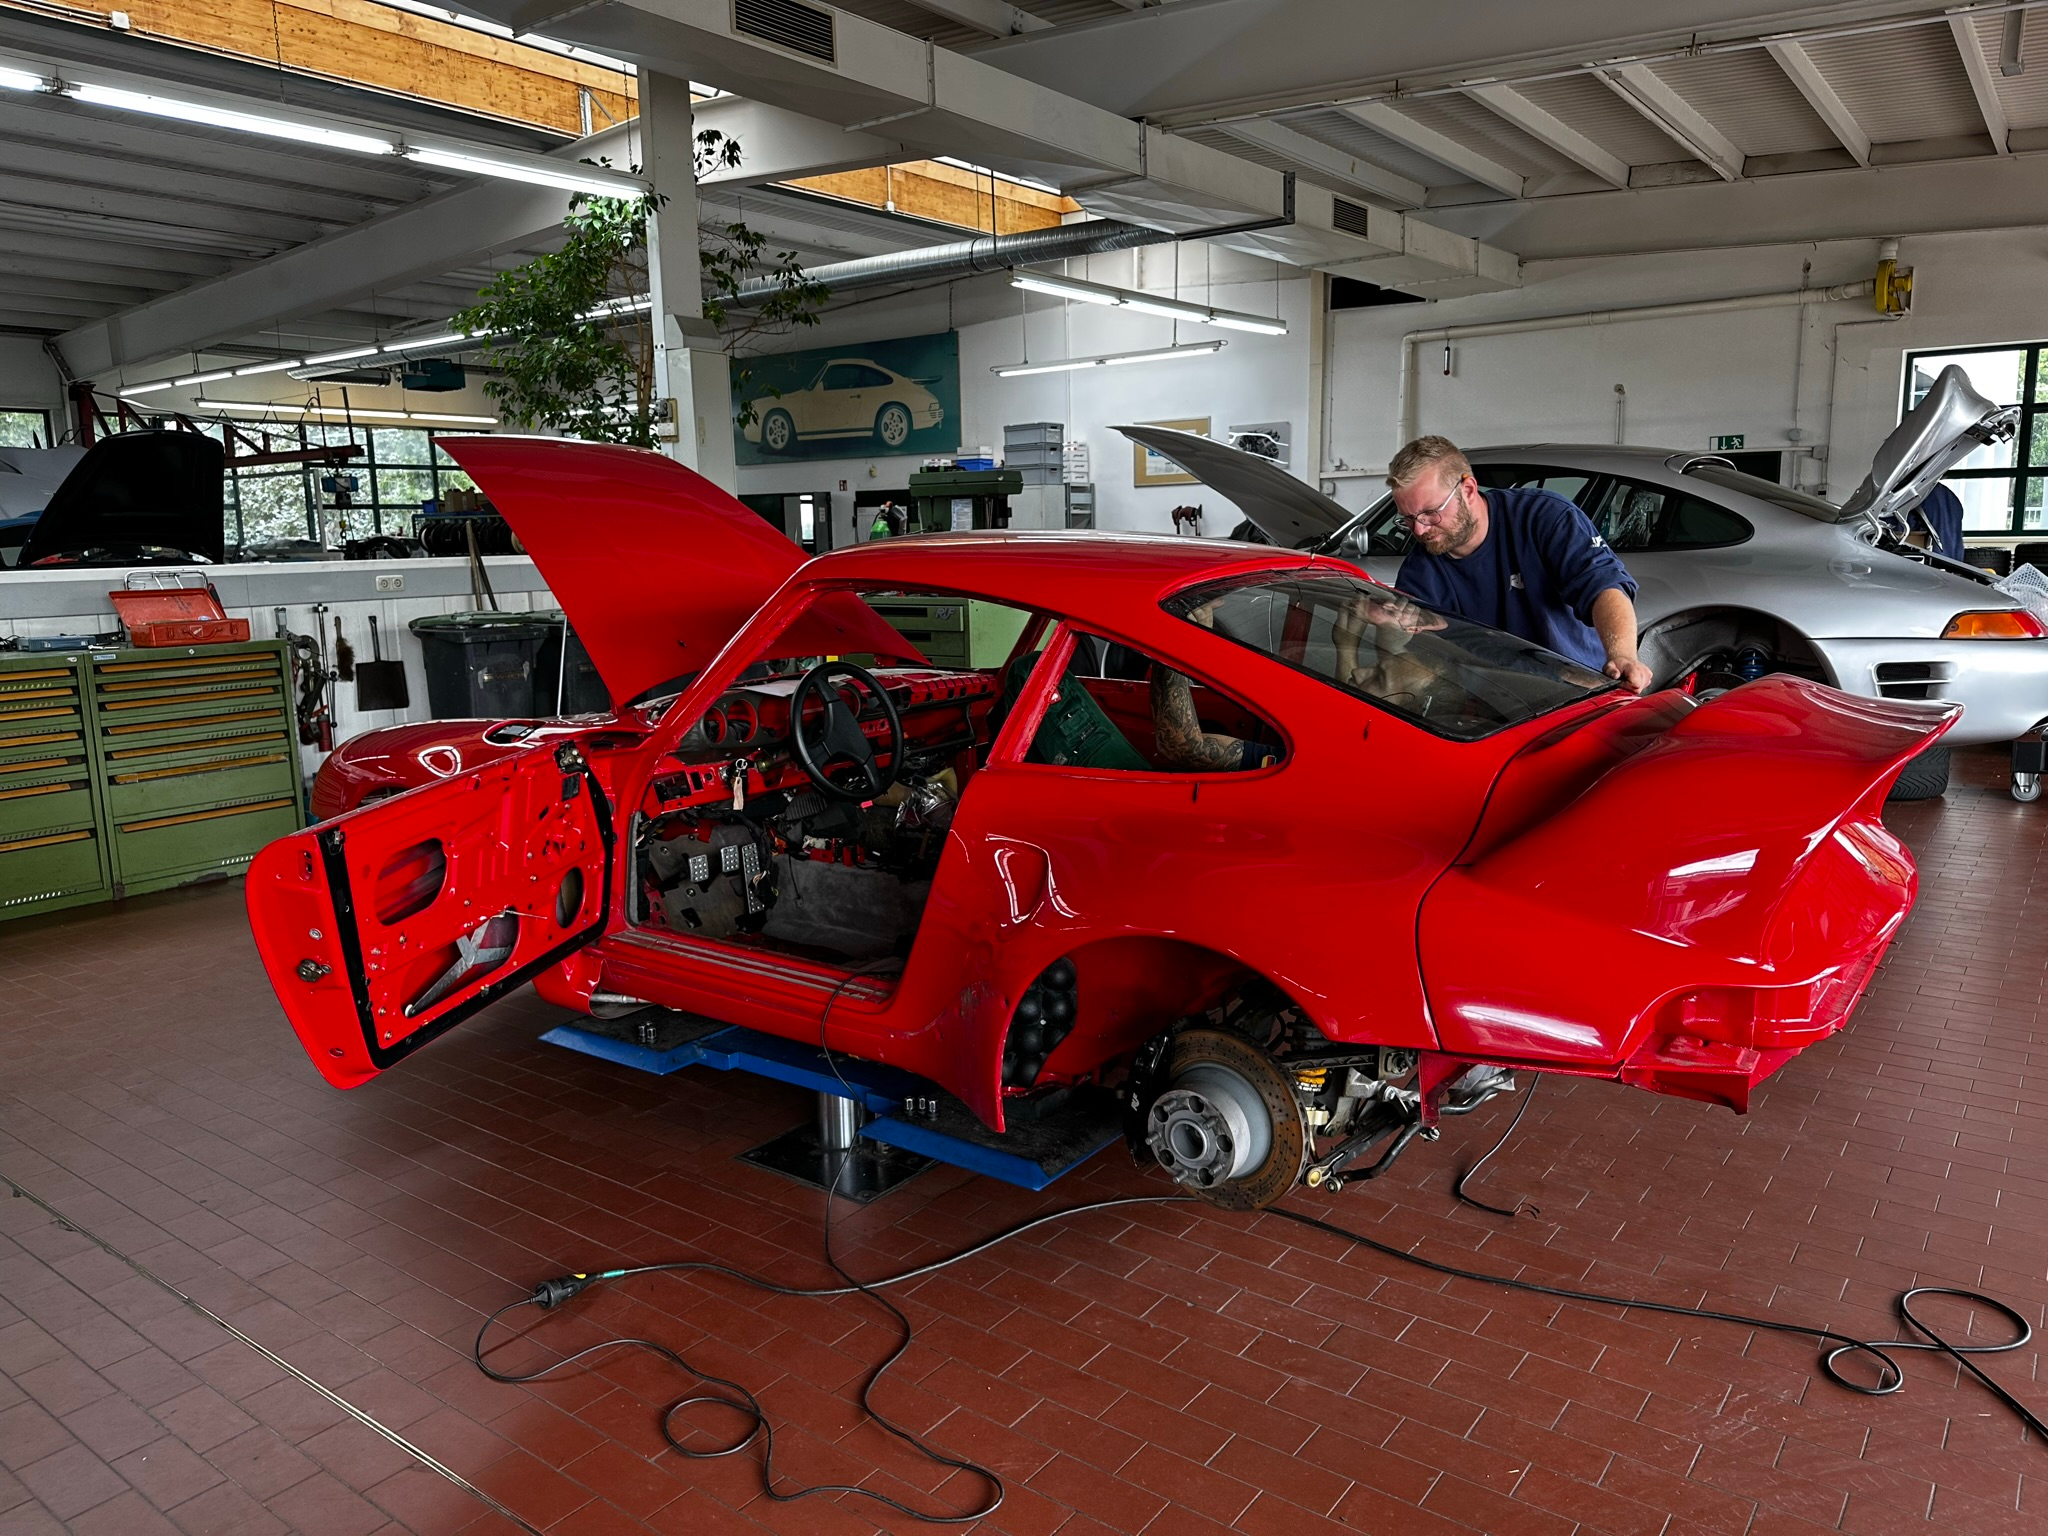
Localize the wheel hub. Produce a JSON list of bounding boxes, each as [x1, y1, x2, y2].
[[1142, 1029, 1305, 1209], [1148, 1064, 1272, 1189]]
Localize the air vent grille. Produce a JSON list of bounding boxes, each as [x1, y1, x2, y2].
[[733, 0, 836, 62], [1331, 197, 1374, 237]]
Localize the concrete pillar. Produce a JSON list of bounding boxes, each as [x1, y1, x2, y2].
[[639, 68, 738, 491]]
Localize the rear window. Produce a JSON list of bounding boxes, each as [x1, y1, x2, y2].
[[1166, 569, 1613, 742], [1581, 477, 1751, 551], [1683, 463, 1841, 521]]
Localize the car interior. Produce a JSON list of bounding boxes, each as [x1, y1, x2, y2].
[[626, 591, 1281, 977]]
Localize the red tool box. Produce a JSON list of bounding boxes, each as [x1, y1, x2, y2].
[[108, 573, 251, 648]]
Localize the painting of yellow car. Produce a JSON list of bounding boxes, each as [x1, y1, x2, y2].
[[742, 357, 947, 454]]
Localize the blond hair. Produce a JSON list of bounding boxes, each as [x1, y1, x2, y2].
[[1386, 435, 1471, 492]]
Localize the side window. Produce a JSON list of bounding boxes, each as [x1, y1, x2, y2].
[[1020, 630, 1283, 774], [821, 364, 862, 390], [1340, 464, 1594, 560], [1582, 477, 1751, 551], [1473, 465, 1595, 507], [855, 365, 895, 388]]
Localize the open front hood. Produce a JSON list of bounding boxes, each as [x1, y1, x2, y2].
[[437, 437, 920, 707], [18, 432, 224, 565], [1115, 426, 1354, 547], [1838, 363, 2018, 528]]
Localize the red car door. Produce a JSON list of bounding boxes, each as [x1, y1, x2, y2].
[[245, 738, 614, 1089]]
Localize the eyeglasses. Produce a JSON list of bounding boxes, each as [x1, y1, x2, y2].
[[1396, 475, 1469, 529]]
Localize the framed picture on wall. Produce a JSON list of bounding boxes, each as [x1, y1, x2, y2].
[[1132, 418, 1210, 486]]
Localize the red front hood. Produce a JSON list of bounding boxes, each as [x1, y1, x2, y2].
[[437, 437, 917, 704]]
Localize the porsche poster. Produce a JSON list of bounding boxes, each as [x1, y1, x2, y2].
[[732, 331, 961, 466]]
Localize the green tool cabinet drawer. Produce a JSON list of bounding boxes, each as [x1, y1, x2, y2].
[[0, 640, 305, 921], [89, 643, 301, 896], [0, 656, 112, 920], [864, 595, 1028, 669]]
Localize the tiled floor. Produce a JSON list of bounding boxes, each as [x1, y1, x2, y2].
[[3, 745, 2045, 1536]]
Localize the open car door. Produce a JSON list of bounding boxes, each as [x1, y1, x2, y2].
[[246, 739, 613, 1089]]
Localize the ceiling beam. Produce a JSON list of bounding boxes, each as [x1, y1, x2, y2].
[[1466, 83, 1630, 187], [1215, 117, 1426, 207], [1949, 13, 2011, 153], [1764, 39, 1870, 167], [1336, 100, 1523, 198], [1592, 62, 1743, 180], [898, 0, 1051, 37]]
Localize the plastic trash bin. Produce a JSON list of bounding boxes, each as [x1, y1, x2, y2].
[[408, 612, 552, 719], [535, 613, 611, 715]]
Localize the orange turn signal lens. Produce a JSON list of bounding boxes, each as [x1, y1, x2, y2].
[[1941, 609, 2047, 640]]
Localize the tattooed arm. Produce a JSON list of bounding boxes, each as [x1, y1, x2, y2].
[[1150, 666, 1245, 771]]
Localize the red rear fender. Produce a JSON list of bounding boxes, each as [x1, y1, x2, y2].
[[1422, 676, 1956, 1102]]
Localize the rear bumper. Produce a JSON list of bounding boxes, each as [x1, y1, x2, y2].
[[1811, 636, 2048, 747]]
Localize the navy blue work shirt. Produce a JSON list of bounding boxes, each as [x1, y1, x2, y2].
[[1913, 484, 1965, 561], [1394, 485, 1637, 670]]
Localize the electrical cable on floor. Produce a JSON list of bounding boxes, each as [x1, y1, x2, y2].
[[1451, 1073, 1541, 1218], [485, 1061, 2047, 1497]]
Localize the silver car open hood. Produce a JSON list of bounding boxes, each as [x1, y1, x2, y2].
[[1838, 363, 2018, 529], [1115, 425, 1354, 546]]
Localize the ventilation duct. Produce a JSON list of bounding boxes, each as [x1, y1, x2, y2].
[[732, 0, 836, 62], [726, 217, 1181, 308]]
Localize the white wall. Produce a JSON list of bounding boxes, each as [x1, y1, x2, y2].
[[1326, 228, 2048, 517], [734, 246, 1310, 539], [0, 336, 66, 436]]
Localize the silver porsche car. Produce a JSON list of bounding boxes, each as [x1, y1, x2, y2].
[[1122, 366, 2048, 802]]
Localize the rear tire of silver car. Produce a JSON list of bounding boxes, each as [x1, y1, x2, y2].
[[1888, 745, 1951, 801], [761, 409, 794, 454], [875, 402, 912, 449], [1145, 1028, 1306, 1211]]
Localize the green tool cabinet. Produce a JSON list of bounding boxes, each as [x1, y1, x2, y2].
[[864, 595, 1031, 670], [0, 640, 305, 923]]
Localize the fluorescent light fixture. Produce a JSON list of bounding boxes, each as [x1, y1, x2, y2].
[[380, 330, 484, 353], [1102, 340, 1227, 365], [1012, 274, 1118, 307], [1010, 271, 1288, 336], [992, 340, 1225, 378], [406, 145, 645, 199], [116, 380, 177, 398], [302, 345, 381, 366], [199, 401, 496, 425], [232, 358, 304, 377], [173, 369, 235, 387], [0, 64, 44, 92], [69, 83, 397, 155]]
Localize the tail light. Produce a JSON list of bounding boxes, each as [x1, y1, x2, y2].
[[1941, 609, 2046, 639]]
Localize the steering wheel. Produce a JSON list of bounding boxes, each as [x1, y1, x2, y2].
[[789, 660, 904, 801]]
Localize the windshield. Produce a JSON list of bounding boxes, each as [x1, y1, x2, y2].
[[1166, 570, 1613, 741]]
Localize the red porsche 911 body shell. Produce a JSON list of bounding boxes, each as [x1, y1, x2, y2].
[[249, 439, 1953, 1133]]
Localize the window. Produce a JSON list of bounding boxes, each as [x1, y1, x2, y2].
[[1903, 343, 2048, 533], [1333, 464, 1597, 560], [1169, 570, 1611, 742], [1017, 630, 1283, 773], [221, 422, 484, 550], [0, 409, 50, 448], [1579, 477, 1750, 551]]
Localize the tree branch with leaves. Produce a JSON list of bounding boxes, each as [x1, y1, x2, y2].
[[451, 129, 829, 449]]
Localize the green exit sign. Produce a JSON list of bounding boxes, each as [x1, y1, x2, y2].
[[1709, 434, 1745, 451]]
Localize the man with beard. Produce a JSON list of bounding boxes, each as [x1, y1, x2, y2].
[[1383, 435, 1651, 693]]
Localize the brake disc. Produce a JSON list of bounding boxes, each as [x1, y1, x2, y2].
[[1145, 1028, 1307, 1211]]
